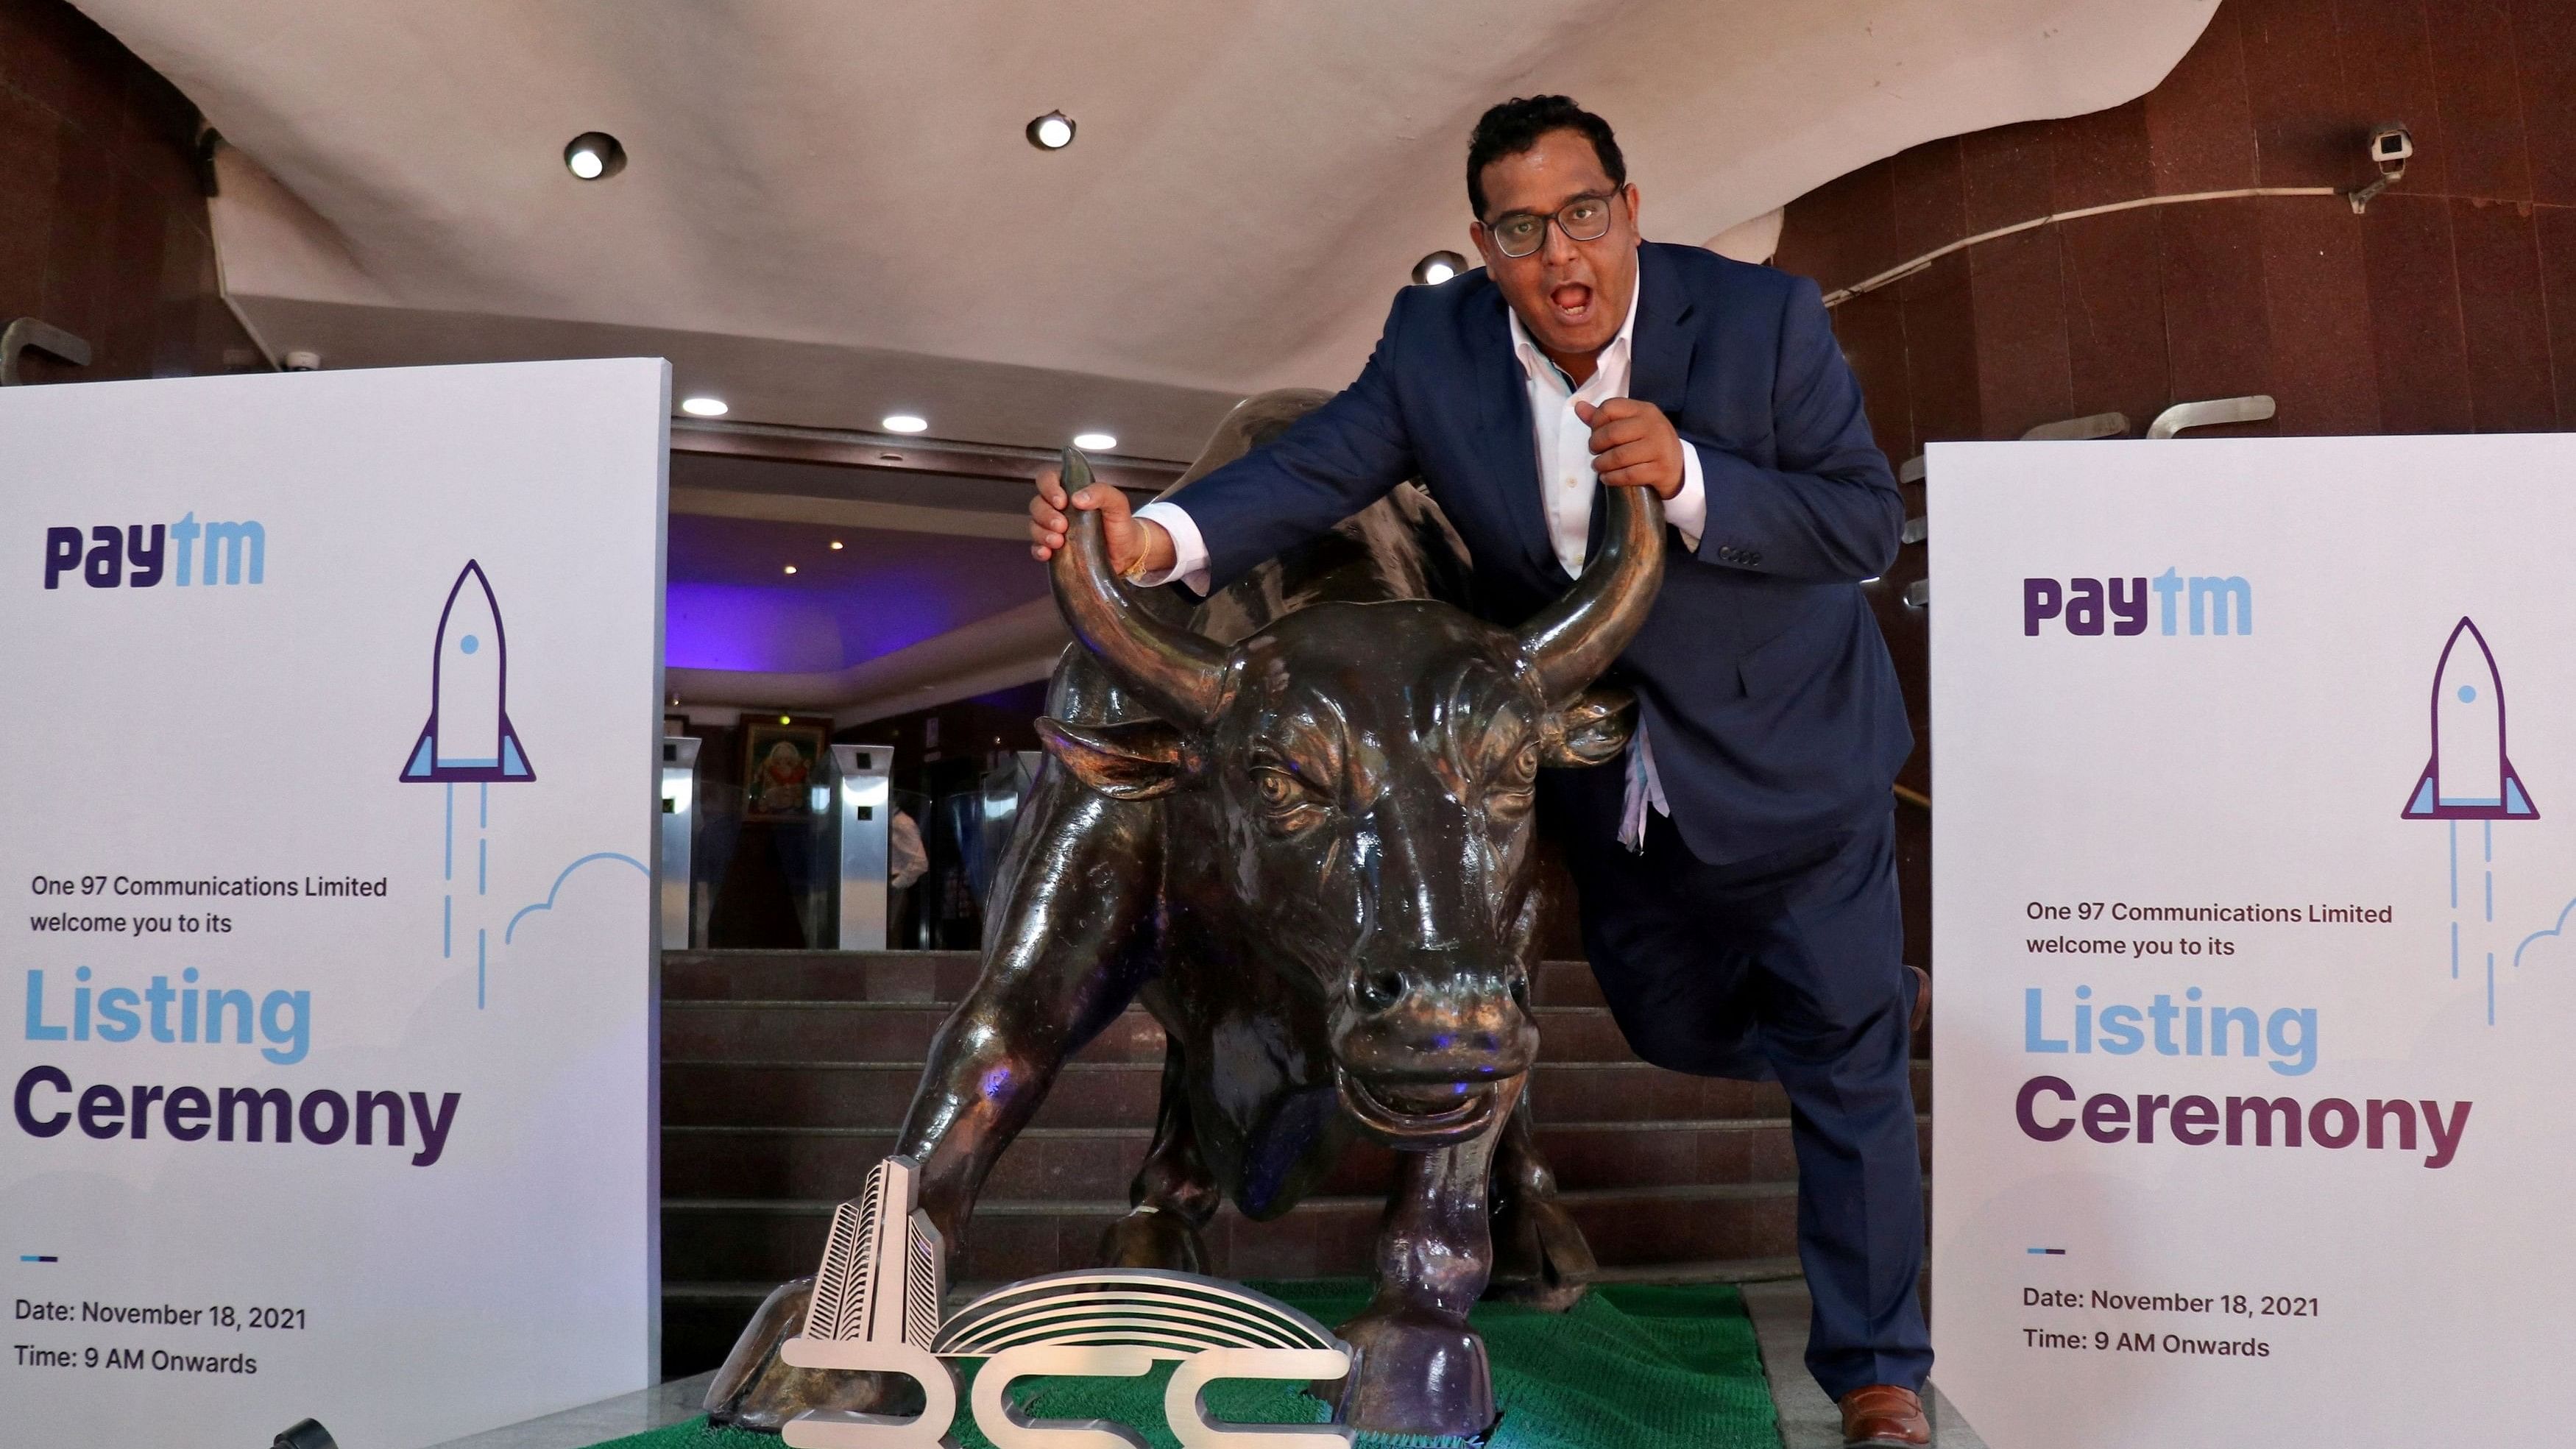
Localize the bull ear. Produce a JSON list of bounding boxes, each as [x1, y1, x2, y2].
[[1543, 686, 1635, 768], [1036, 716, 1198, 800]]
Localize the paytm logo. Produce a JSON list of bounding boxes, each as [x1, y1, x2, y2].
[[43, 512, 265, 589], [2025, 570, 2251, 637]]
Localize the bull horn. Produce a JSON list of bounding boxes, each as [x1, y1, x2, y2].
[[1048, 449, 1231, 725], [1516, 483, 1666, 703]]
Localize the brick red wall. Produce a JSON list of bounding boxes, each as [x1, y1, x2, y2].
[[0, 0, 261, 383], [1776, 0, 2576, 977]]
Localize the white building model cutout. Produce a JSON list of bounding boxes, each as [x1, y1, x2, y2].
[[776, 1155, 1356, 1448], [802, 1155, 946, 1355]]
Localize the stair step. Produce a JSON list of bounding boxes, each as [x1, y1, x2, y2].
[[661, 1116, 1931, 1200], [660, 1001, 1638, 1065], [665, 951, 983, 1003], [662, 1182, 1817, 1286], [662, 1059, 1932, 1130], [663, 950, 1606, 1010]]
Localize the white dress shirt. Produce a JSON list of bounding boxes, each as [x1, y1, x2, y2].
[[1133, 280, 1707, 849]]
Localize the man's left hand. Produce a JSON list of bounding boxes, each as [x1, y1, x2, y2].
[[1575, 397, 1685, 500]]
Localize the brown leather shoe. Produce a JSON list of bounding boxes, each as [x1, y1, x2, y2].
[[1908, 964, 1931, 1033], [1839, 1384, 1930, 1447]]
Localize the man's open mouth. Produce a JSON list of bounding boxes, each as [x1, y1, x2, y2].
[[1549, 283, 1593, 319], [1335, 1066, 1510, 1148]]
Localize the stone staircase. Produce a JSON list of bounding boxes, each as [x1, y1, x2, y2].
[[659, 948, 1931, 1377]]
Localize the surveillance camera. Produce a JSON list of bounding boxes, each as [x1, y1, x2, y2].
[[282, 350, 322, 372], [2349, 124, 2415, 213], [2368, 124, 2413, 174]]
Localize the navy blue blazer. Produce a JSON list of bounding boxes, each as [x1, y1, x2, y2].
[[1168, 240, 1913, 865]]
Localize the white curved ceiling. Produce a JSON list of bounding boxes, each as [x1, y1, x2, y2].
[[80, 0, 2216, 459]]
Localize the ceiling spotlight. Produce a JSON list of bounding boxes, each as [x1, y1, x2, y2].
[[828, 539, 844, 550], [563, 132, 626, 180], [679, 395, 728, 417], [1412, 250, 1468, 286], [1026, 111, 1075, 149], [882, 414, 929, 434], [1072, 431, 1117, 451], [782, 564, 798, 575]]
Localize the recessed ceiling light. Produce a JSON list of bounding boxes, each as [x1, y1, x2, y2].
[[782, 564, 798, 575], [829, 540, 843, 550], [1412, 250, 1467, 286], [1072, 431, 1117, 451], [882, 414, 929, 434], [1026, 111, 1075, 149], [564, 132, 626, 180], [679, 395, 728, 417]]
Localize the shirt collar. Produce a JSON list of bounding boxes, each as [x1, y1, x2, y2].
[[1507, 275, 1641, 393]]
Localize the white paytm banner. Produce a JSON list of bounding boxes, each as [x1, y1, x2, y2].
[[0, 361, 668, 1447], [1931, 434, 2576, 1445]]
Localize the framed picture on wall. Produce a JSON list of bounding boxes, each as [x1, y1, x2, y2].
[[743, 719, 828, 821]]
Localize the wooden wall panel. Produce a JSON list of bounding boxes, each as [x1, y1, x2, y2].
[[2451, 199, 2556, 431], [2257, 199, 2384, 433], [2517, 0, 2576, 205], [2536, 208, 2576, 422], [2358, 192, 2474, 432], [2423, 0, 2533, 202]]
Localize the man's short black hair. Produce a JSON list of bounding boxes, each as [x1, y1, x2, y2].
[[1466, 95, 1626, 219]]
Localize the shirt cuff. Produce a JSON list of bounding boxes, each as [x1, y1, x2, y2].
[[1666, 443, 1708, 550], [1130, 500, 1212, 595]]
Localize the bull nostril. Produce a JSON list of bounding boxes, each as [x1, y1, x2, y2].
[[1359, 967, 1407, 1013]]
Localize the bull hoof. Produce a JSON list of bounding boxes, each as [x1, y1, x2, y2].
[[702, 1279, 923, 1433], [1097, 1205, 1209, 1274], [1487, 1189, 1596, 1313], [1327, 1305, 1495, 1439]]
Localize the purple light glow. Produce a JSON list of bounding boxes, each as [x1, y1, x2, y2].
[[665, 583, 845, 673], [979, 1064, 1015, 1102]]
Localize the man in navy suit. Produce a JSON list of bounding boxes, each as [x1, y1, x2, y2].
[[1030, 95, 1929, 1447]]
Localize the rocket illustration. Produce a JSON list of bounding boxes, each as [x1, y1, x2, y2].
[[400, 560, 534, 782], [2402, 617, 2531, 819]]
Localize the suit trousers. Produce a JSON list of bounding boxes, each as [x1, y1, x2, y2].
[[1562, 805, 1931, 1398]]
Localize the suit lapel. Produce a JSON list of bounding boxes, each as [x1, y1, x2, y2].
[[1588, 243, 1696, 561], [1626, 242, 1696, 418], [1471, 285, 1555, 576]]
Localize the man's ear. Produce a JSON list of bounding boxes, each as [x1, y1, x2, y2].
[[1542, 686, 1636, 768], [1036, 716, 1198, 800]]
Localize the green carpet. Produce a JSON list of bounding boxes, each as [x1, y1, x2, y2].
[[597, 1281, 1777, 1449]]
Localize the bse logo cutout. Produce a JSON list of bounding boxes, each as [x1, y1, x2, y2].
[[780, 1156, 1351, 1448], [43, 513, 265, 589], [2024, 570, 2251, 637]]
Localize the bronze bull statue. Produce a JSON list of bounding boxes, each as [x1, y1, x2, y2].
[[709, 391, 1666, 1438]]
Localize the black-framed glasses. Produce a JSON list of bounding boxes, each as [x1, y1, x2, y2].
[[1482, 189, 1622, 259]]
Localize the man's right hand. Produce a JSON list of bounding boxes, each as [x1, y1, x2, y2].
[[1029, 467, 1173, 578]]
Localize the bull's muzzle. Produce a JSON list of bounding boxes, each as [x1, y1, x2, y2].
[[1331, 952, 1535, 1149]]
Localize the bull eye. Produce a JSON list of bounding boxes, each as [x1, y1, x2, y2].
[[1485, 738, 1539, 822], [1249, 764, 1323, 826]]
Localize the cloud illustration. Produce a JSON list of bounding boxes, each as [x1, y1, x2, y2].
[[2512, 896, 2576, 973], [505, 851, 649, 945]]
